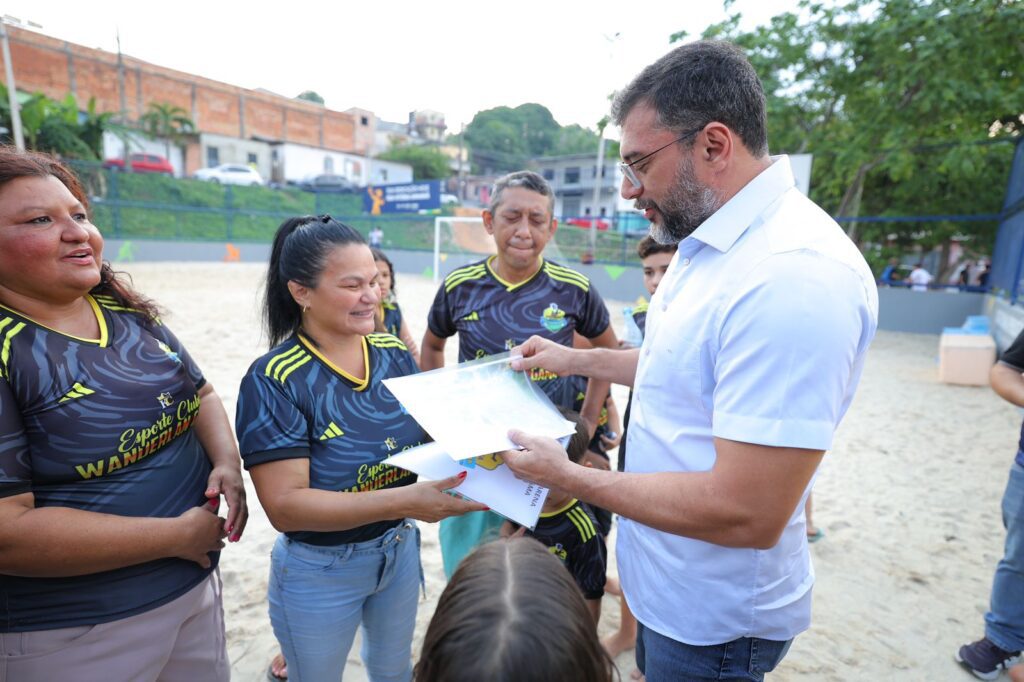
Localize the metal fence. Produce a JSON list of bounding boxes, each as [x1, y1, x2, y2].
[[67, 161, 647, 267]]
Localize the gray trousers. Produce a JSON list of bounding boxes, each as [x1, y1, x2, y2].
[[0, 571, 229, 682]]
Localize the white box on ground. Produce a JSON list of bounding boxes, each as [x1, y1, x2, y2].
[[938, 333, 996, 386]]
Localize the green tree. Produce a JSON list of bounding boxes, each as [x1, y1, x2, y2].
[[377, 144, 452, 180], [140, 102, 195, 168], [296, 90, 325, 105], [687, 0, 1023, 274]]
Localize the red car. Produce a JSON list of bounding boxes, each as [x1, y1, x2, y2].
[[566, 217, 610, 231], [103, 153, 174, 175]]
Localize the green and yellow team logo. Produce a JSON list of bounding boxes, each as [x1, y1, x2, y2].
[[540, 303, 567, 332]]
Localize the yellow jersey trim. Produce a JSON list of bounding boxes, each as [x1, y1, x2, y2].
[[542, 262, 590, 291], [58, 381, 96, 403], [0, 296, 108, 346], [265, 345, 305, 381], [487, 255, 543, 292], [633, 300, 650, 314], [298, 334, 370, 392], [366, 333, 408, 351], [0, 318, 26, 379], [444, 264, 488, 293], [540, 497, 579, 518], [567, 506, 596, 541]]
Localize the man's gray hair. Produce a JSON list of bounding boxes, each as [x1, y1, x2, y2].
[[611, 41, 769, 158], [488, 170, 556, 216]]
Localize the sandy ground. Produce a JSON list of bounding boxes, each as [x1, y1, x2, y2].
[[117, 261, 1020, 681]]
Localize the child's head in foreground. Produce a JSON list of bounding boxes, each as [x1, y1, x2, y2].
[[414, 537, 614, 682], [637, 235, 677, 295]]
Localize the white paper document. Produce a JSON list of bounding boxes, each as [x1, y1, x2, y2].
[[383, 441, 549, 529], [382, 352, 576, 462]]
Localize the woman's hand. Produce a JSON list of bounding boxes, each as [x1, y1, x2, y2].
[[400, 473, 489, 523], [206, 465, 248, 542], [172, 499, 227, 569]]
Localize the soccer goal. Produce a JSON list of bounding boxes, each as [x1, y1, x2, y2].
[[432, 216, 489, 285]]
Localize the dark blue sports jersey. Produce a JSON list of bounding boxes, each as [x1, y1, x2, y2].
[[0, 295, 214, 632], [381, 300, 404, 337], [427, 256, 610, 408], [527, 499, 607, 600], [236, 332, 424, 545]]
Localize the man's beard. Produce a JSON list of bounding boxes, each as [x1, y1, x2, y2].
[[640, 155, 720, 245]]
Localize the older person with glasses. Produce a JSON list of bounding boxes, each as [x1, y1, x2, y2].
[[504, 41, 878, 681]]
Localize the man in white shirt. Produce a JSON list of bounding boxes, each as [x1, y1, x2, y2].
[[504, 41, 878, 681], [907, 262, 933, 291]]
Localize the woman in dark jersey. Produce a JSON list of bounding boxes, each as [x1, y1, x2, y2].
[[237, 215, 483, 682], [0, 147, 246, 680]]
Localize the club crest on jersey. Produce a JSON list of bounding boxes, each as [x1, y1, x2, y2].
[[157, 341, 181, 365], [385, 437, 398, 450], [157, 392, 174, 408], [540, 303, 567, 332]]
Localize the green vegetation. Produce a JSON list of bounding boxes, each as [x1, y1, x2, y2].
[[692, 0, 1023, 276], [377, 144, 453, 180], [140, 102, 195, 167], [462, 103, 616, 173]]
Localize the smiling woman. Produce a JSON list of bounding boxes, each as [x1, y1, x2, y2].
[[236, 214, 485, 682], [0, 146, 248, 680]]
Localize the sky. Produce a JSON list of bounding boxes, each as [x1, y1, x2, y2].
[[7, 1, 792, 137]]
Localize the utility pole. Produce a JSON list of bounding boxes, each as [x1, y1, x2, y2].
[[457, 123, 466, 201], [588, 127, 606, 257], [0, 18, 25, 150], [116, 28, 130, 169]]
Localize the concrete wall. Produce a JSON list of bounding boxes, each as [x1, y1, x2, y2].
[[876, 287, 986, 334], [2, 25, 362, 154]]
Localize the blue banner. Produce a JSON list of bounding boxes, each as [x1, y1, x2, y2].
[[363, 180, 441, 214]]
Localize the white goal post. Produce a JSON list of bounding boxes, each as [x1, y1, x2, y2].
[[432, 216, 488, 285]]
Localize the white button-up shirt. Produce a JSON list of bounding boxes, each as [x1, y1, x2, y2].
[[618, 156, 878, 645]]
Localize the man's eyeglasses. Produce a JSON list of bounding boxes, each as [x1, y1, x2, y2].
[[619, 127, 703, 190]]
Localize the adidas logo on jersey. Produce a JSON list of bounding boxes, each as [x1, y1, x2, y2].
[[59, 382, 96, 404], [319, 422, 345, 441], [460, 311, 480, 322]]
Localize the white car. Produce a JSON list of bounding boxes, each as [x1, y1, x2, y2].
[[193, 164, 264, 186]]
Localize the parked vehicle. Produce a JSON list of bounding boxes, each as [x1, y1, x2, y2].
[[565, 217, 610, 231], [192, 164, 264, 186], [103, 153, 174, 175], [298, 174, 358, 194]]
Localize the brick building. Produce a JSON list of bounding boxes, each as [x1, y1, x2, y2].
[[0, 25, 374, 175]]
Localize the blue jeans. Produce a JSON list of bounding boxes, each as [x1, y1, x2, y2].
[[268, 522, 422, 682], [636, 622, 792, 681], [985, 462, 1024, 652]]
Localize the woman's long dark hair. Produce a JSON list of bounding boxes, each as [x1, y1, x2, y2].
[[0, 145, 159, 319], [264, 214, 366, 347], [370, 247, 397, 301], [415, 537, 616, 682]]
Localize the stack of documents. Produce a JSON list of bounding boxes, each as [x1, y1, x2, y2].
[[382, 352, 575, 528]]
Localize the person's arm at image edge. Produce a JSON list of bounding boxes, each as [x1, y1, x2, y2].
[[420, 328, 447, 371], [193, 382, 248, 541]]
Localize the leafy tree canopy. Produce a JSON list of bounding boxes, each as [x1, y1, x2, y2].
[[686, 0, 1023, 271], [296, 90, 325, 105], [463, 103, 611, 173], [377, 144, 452, 180]]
